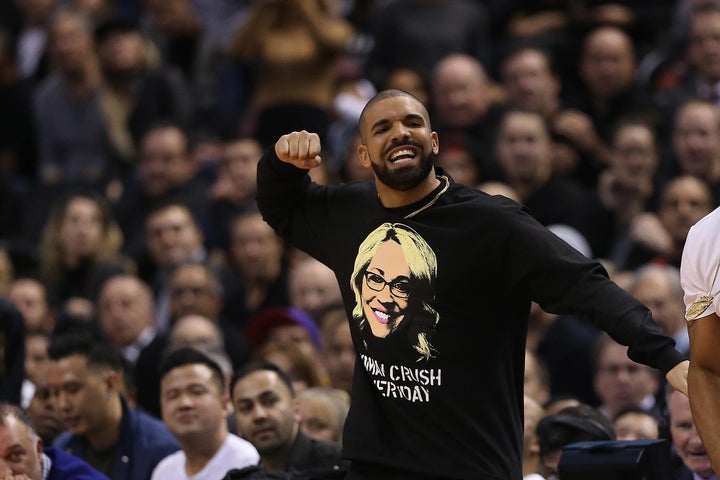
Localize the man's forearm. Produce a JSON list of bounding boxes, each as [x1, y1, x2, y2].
[[689, 363, 720, 474]]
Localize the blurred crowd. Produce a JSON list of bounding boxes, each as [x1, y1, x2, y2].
[[0, 0, 719, 478]]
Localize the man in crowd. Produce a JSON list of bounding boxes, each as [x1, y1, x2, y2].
[[151, 347, 259, 479], [47, 333, 178, 480]]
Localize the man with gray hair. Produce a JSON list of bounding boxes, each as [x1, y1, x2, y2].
[[0, 401, 109, 479]]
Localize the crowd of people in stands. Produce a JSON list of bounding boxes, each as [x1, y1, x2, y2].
[[0, 0, 719, 478]]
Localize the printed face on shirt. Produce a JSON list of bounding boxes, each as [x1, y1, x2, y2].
[[351, 223, 439, 361], [361, 239, 411, 338]]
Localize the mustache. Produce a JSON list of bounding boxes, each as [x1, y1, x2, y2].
[[382, 138, 423, 157]]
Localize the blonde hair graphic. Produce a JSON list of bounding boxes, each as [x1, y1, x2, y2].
[[351, 223, 439, 361]]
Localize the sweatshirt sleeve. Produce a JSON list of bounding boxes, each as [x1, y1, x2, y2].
[[504, 205, 685, 374]]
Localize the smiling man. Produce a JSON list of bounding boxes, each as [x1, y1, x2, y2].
[[228, 362, 345, 474], [152, 347, 258, 480], [255, 89, 689, 479]]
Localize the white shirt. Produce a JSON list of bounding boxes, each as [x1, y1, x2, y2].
[[150, 434, 259, 480], [681, 207, 720, 321]]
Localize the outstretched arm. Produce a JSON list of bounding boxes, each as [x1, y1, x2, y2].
[[688, 314, 720, 474]]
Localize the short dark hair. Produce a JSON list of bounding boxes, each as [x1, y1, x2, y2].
[[47, 332, 123, 371], [0, 402, 36, 435], [230, 361, 295, 398], [159, 346, 226, 391], [537, 404, 616, 457], [358, 89, 429, 141]]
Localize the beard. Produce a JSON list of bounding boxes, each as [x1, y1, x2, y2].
[[370, 147, 437, 191]]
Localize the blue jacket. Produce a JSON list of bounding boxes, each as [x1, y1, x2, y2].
[[53, 397, 178, 480], [45, 447, 110, 480]]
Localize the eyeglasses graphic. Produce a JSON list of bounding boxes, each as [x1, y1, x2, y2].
[[364, 271, 410, 299]]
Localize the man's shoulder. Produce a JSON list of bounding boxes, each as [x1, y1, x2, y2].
[[45, 447, 111, 480], [124, 407, 179, 449]]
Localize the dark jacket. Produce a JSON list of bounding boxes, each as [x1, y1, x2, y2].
[[45, 447, 110, 480], [53, 397, 178, 480], [224, 430, 347, 479]]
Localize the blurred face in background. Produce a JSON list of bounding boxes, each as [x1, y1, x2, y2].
[[58, 197, 104, 261]]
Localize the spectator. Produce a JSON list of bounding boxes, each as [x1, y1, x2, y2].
[[33, 7, 111, 186], [228, 361, 346, 474], [151, 347, 259, 480], [47, 333, 179, 480], [22, 330, 50, 408], [8, 277, 55, 335], [430, 53, 504, 181], [612, 405, 660, 441], [318, 304, 354, 395], [626, 264, 689, 354], [533, 404, 616, 480], [288, 257, 342, 322], [25, 375, 64, 446], [245, 306, 323, 362], [168, 261, 249, 368], [670, 99, 720, 204], [668, 388, 716, 480], [115, 124, 209, 258], [0, 401, 110, 480], [137, 202, 207, 333], [228, 0, 353, 148], [221, 209, 289, 328], [208, 137, 263, 256], [38, 191, 134, 321], [255, 341, 329, 395], [618, 175, 714, 270], [296, 386, 350, 445], [94, 16, 192, 171], [592, 333, 661, 419], [366, 0, 490, 88]]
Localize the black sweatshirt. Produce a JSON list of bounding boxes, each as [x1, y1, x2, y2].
[[256, 151, 686, 480]]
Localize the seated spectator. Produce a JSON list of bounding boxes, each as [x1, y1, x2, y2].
[[255, 341, 329, 395], [38, 191, 134, 322], [319, 305, 354, 395], [612, 405, 660, 441], [245, 306, 323, 362], [22, 330, 50, 408], [592, 333, 661, 420], [168, 260, 249, 368], [151, 347, 259, 480], [47, 333, 179, 480], [208, 137, 263, 257], [533, 404, 616, 480], [94, 16, 192, 170], [227, 362, 347, 475], [221, 209, 289, 328], [0, 402, 109, 479], [228, 0, 353, 148], [616, 175, 714, 270], [296, 387, 350, 445], [288, 257, 342, 322], [8, 277, 55, 335], [25, 375, 64, 446], [668, 388, 716, 480], [114, 124, 210, 259]]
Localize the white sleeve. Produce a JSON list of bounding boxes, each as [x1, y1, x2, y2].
[[681, 209, 720, 321]]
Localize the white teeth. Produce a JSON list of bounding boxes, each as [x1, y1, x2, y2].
[[390, 149, 415, 161], [374, 309, 389, 321]]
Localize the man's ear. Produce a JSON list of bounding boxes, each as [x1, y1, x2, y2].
[[358, 144, 371, 168], [432, 132, 439, 155]]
